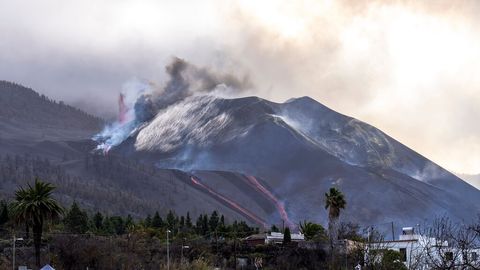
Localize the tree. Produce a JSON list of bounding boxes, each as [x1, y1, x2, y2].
[[324, 187, 346, 246], [144, 214, 152, 227], [93, 212, 104, 231], [271, 225, 280, 233], [125, 214, 134, 231], [209, 210, 219, 232], [103, 216, 115, 235], [299, 220, 326, 241], [10, 179, 64, 266], [152, 211, 163, 228], [64, 202, 89, 234], [0, 200, 9, 227], [186, 212, 192, 228], [166, 210, 176, 230], [381, 250, 408, 270], [325, 187, 346, 269], [283, 227, 292, 244], [110, 216, 125, 235]]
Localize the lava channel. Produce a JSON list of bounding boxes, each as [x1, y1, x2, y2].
[[190, 176, 268, 228], [245, 175, 294, 228]]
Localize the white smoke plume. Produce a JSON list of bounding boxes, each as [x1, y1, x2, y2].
[[93, 57, 251, 152]]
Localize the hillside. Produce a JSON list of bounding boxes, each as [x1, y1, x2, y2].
[[0, 80, 102, 141]]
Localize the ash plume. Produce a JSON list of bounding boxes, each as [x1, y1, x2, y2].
[[93, 57, 251, 152]]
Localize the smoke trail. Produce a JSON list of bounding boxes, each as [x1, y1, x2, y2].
[[190, 176, 268, 228], [245, 175, 294, 228], [93, 57, 251, 152], [118, 93, 128, 124]]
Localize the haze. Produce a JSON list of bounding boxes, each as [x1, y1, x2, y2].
[[0, 0, 479, 175]]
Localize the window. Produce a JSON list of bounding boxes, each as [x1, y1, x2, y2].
[[472, 252, 478, 261], [445, 252, 453, 261], [399, 248, 407, 262]]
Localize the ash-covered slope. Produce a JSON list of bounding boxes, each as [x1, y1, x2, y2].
[[0, 80, 102, 141], [115, 95, 480, 227]]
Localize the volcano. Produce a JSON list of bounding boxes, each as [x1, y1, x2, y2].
[[2, 80, 478, 230], [111, 94, 480, 229]]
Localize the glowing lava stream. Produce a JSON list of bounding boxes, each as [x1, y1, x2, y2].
[[245, 176, 294, 228], [190, 176, 268, 228]]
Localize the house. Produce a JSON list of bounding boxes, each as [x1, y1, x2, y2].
[[243, 232, 305, 246], [367, 227, 480, 269], [266, 232, 305, 244]]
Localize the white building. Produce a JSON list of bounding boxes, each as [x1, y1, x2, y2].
[[266, 232, 305, 244], [368, 227, 480, 269], [244, 231, 305, 246]]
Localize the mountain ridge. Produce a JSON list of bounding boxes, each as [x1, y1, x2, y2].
[[1, 81, 478, 230], [0, 80, 103, 141]]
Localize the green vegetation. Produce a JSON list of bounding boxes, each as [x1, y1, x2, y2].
[[299, 220, 327, 241], [9, 179, 64, 266], [0, 180, 447, 270]]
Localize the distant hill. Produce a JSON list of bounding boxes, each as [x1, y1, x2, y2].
[[0, 80, 102, 141]]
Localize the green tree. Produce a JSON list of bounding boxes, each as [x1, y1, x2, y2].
[[220, 215, 225, 227], [144, 214, 152, 227], [196, 214, 203, 234], [64, 202, 88, 234], [325, 187, 346, 268], [93, 212, 103, 230], [283, 227, 292, 244], [202, 214, 209, 235], [209, 210, 219, 232], [10, 179, 64, 266], [103, 216, 115, 235], [0, 200, 9, 227], [110, 216, 125, 235], [179, 216, 185, 228], [324, 187, 346, 246], [381, 250, 408, 270], [185, 212, 192, 228], [125, 214, 134, 231], [152, 211, 163, 228], [299, 220, 326, 241], [166, 210, 176, 230]]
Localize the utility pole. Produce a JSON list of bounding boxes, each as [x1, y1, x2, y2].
[[12, 234, 24, 270], [391, 222, 395, 241], [167, 229, 171, 270], [181, 238, 184, 266], [234, 231, 237, 270], [12, 234, 15, 270]]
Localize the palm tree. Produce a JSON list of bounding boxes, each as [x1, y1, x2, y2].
[[299, 220, 326, 241], [324, 187, 346, 248], [10, 179, 64, 267]]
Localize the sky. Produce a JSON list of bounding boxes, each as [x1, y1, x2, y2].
[[0, 0, 479, 175]]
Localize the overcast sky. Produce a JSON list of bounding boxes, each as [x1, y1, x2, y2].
[[1, 0, 479, 174]]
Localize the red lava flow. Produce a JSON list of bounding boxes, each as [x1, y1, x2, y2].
[[245, 176, 294, 228], [190, 176, 268, 228]]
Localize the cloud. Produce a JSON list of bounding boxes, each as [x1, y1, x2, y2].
[[0, 0, 479, 174]]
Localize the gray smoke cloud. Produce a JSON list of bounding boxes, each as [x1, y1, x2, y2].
[[0, 0, 479, 174], [135, 57, 251, 122], [94, 57, 250, 151]]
